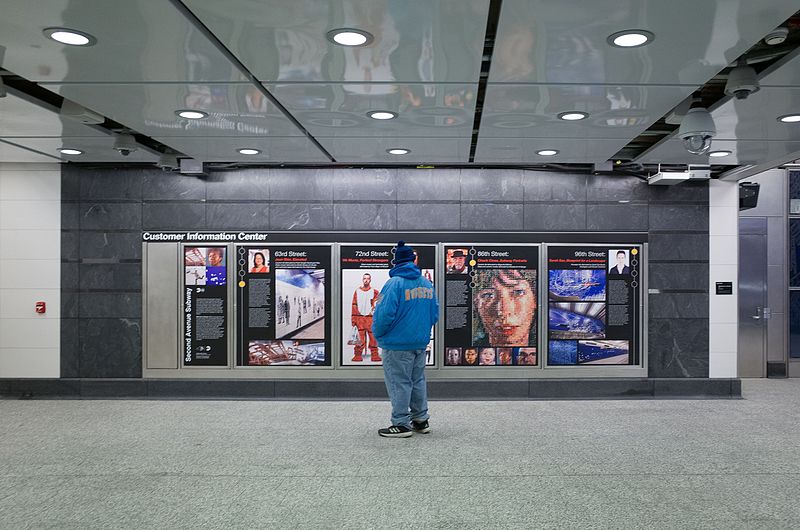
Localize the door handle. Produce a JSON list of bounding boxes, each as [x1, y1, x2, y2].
[[752, 306, 762, 320]]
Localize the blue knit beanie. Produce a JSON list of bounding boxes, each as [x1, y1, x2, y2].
[[394, 240, 415, 264]]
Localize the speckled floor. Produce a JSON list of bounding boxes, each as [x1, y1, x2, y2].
[[1, 379, 799, 529]]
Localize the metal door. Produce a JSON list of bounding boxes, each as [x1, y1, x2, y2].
[[738, 218, 768, 377]]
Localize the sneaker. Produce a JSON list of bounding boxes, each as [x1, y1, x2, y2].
[[411, 419, 431, 434], [378, 425, 412, 438]]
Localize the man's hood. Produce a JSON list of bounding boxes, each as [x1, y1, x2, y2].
[[389, 261, 421, 279]]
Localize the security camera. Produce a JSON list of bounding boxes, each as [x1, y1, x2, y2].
[[113, 133, 137, 156], [724, 64, 759, 100], [678, 107, 716, 155], [157, 152, 179, 171]]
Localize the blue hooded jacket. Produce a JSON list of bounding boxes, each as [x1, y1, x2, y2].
[[372, 261, 439, 351]]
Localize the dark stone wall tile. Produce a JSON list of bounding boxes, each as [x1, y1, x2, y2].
[[270, 203, 333, 230], [397, 203, 460, 230], [62, 202, 80, 230], [206, 168, 270, 200], [648, 318, 708, 359], [649, 263, 709, 291], [587, 175, 650, 201], [79, 293, 141, 318], [80, 168, 143, 200], [396, 169, 460, 201], [61, 292, 78, 319], [62, 231, 79, 261], [649, 293, 708, 319], [80, 203, 142, 230], [648, 233, 709, 261], [271, 169, 333, 201], [649, 204, 709, 231], [79, 318, 142, 378], [79, 232, 142, 260], [524, 203, 587, 231], [648, 181, 708, 202], [334, 204, 396, 230], [61, 168, 80, 201], [460, 203, 523, 230], [206, 203, 269, 230], [523, 171, 587, 202], [586, 204, 648, 231], [60, 318, 79, 378], [332, 168, 396, 201], [142, 203, 205, 230], [142, 172, 205, 201], [62, 263, 79, 290], [80, 264, 142, 290], [461, 169, 523, 202]]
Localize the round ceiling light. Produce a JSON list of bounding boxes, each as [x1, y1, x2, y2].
[[709, 150, 732, 157], [175, 110, 208, 120], [536, 149, 559, 156], [58, 148, 83, 155], [386, 148, 410, 155], [558, 111, 589, 121], [608, 30, 654, 48], [43, 27, 97, 46], [326, 28, 374, 47], [237, 148, 261, 155], [367, 110, 397, 120], [778, 114, 800, 123]]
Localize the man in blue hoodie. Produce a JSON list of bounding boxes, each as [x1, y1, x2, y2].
[[372, 241, 440, 438]]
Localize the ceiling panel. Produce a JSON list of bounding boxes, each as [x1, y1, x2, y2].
[[44, 83, 304, 138], [182, 0, 490, 83], [0, 0, 240, 82], [154, 136, 329, 163], [480, 84, 695, 138], [0, 140, 61, 162], [4, 137, 158, 162], [491, 0, 799, 85], [760, 49, 800, 87], [637, 138, 800, 166], [316, 137, 470, 163], [268, 83, 477, 137], [474, 137, 627, 164], [0, 91, 106, 138], [708, 87, 800, 141]]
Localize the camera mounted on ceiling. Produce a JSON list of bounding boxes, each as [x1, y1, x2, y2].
[[112, 132, 138, 157], [678, 98, 716, 155], [724, 60, 760, 100]]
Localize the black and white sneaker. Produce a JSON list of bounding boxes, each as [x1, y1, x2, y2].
[[411, 419, 431, 434], [378, 425, 412, 438]]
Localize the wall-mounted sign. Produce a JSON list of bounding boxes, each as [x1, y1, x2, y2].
[[715, 282, 733, 295], [183, 246, 228, 366]]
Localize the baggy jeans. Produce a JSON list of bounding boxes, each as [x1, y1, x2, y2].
[[381, 348, 429, 427]]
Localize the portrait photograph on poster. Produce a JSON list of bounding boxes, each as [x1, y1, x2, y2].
[[549, 302, 606, 339], [446, 248, 469, 274], [275, 269, 325, 339], [249, 249, 270, 274], [577, 340, 630, 364], [472, 269, 537, 347], [548, 269, 606, 301], [184, 247, 227, 286], [608, 249, 631, 275], [248, 340, 326, 366]]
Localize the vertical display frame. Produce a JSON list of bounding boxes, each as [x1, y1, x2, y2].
[[543, 243, 646, 373]]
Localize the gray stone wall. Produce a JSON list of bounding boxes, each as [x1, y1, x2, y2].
[[61, 166, 709, 378]]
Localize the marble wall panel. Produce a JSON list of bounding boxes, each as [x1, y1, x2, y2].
[[206, 203, 270, 230], [650, 204, 709, 231], [460, 203, 523, 230], [523, 171, 587, 202], [524, 203, 587, 231], [80, 202, 142, 230], [649, 293, 709, 319], [332, 168, 396, 201], [206, 168, 270, 200], [61, 231, 79, 261], [397, 203, 460, 230], [648, 233, 709, 261], [61, 202, 80, 230], [647, 181, 709, 202], [79, 263, 142, 291], [142, 202, 204, 230], [142, 172, 205, 201], [586, 174, 650, 202], [80, 168, 144, 200], [648, 262, 709, 291], [461, 169, 524, 202], [79, 232, 142, 261], [586, 204, 648, 231], [60, 318, 79, 378], [269, 203, 333, 230], [270, 169, 333, 201], [396, 169, 461, 201], [334, 203, 397, 230], [78, 318, 142, 378], [79, 293, 142, 319]]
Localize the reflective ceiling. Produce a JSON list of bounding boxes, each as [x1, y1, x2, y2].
[[1, 0, 800, 171]]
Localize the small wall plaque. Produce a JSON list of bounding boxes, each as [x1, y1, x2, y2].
[[715, 282, 733, 295]]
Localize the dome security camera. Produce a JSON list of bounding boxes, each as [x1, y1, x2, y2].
[[113, 133, 137, 156], [679, 107, 716, 155], [725, 65, 759, 100]]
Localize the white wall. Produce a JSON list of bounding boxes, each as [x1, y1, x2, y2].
[[708, 180, 739, 377], [0, 163, 61, 377]]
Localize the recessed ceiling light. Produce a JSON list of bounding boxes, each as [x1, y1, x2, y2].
[[607, 30, 654, 48], [558, 111, 589, 121], [367, 110, 397, 120], [43, 27, 97, 46], [709, 150, 732, 157], [326, 28, 374, 47], [175, 110, 208, 120], [58, 148, 83, 155], [778, 114, 800, 123], [238, 148, 261, 155], [537, 149, 559, 156], [386, 148, 410, 155]]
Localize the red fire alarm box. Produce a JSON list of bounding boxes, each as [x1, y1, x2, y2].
[[35, 301, 46, 314]]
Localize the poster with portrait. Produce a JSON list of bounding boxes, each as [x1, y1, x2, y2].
[[547, 246, 640, 366], [443, 245, 539, 366], [183, 246, 228, 366], [340, 244, 436, 367], [236, 245, 331, 366]]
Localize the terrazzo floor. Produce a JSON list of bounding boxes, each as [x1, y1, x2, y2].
[[1, 379, 799, 529]]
